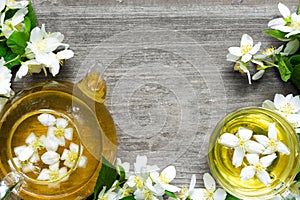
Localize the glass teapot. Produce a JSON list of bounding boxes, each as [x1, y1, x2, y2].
[[0, 69, 117, 199]]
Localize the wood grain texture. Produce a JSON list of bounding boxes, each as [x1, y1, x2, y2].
[[12, 0, 299, 189]]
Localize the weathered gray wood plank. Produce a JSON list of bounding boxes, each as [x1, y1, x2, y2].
[[12, 0, 299, 188]]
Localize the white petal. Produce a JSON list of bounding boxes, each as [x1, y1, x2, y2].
[[59, 167, 69, 182], [49, 162, 59, 171], [0, 0, 5, 12], [262, 100, 276, 110], [252, 70, 265, 81], [268, 123, 277, 140], [241, 53, 252, 63], [246, 154, 259, 165], [38, 113, 56, 126], [22, 164, 37, 173], [15, 64, 29, 80], [127, 176, 136, 188], [241, 34, 253, 47], [37, 169, 50, 180], [78, 155, 87, 168], [61, 149, 69, 161], [260, 153, 277, 168], [18, 147, 34, 161], [64, 128, 73, 140], [42, 136, 59, 152], [161, 166, 176, 183], [47, 126, 55, 137], [57, 50, 74, 60], [219, 133, 239, 147], [203, 173, 216, 193], [25, 132, 37, 145], [240, 166, 255, 181], [190, 188, 207, 199], [14, 145, 27, 156], [256, 170, 272, 186], [41, 151, 60, 165], [56, 118, 68, 129], [286, 30, 300, 38], [232, 147, 245, 168], [274, 94, 286, 109], [249, 42, 261, 55], [245, 140, 265, 154], [263, 147, 275, 155], [278, 3, 291, 18], [162, 183, 181, 193], [48, 58, 60, 77], [63, 160, 74, 169], [228, 47, 242, 57], [11, 7, 28, 26], [189, 174, 196, 191], [29, 153, 40, 163], [253, 135, 270, 147], [272, 25, 294, 33], [290, 96, 300, 112], [153, 183, 165, 196], [134, 155, 147, 173], [277, 142, 290, 155], [226, 53, 239, 62], [58, 137, 65, 146], [69, 142, 79, 153], [30, 27, 44, 43], [237, 127, 253, 140], [268, 18, 286, 27], [213, 188, 227, 200]]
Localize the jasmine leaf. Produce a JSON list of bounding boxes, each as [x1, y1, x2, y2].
[[291, 64, 300, 90], [24, 16, 31, 33], [2, 183, 18, 200], [93, 156, 118, 200], [226, 193, 240, 200], [7, 31, 29, 55], [289, 55, 300, 66], [118, 164, 126, 184], [276, 55, 291, 82], [27, 1, 37, 29], [295, 171, 300, 181], [4, 9, 17, 20], [120, 196, 135, 200], [165, 190, 177, 198], [0, 41, 8, 57], [4, 49, 21, 69], [264, 30, 290, 41]]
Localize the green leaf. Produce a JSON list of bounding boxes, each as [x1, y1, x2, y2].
[[289, 55, 300, 66], [291, 64, 300, 90], [24, 16, 31, 33], [2, 183, 18, 200], [165, 190, 177, 198], [27, 1, 37, 29], [6, 31, 29, 55], [118, 164, 126, 184], [93, 156, 118, 200], [120, 196, 135, 200], [4, 49, 21, 69], [276, 55, 292, 82], [0, 41, 8, 57], [264, 30, 290, 41], [226, 193, 240, 200], [295, 171, 300, 181], [4, 9, 17, 20]]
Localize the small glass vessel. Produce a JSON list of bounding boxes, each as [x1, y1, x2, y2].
[[0, 71, 117, 199], [208, 107, 300, 199]]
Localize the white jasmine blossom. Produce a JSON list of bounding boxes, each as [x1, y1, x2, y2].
[[14, 132, 44, 162], [98, 181, 120, 200], [1, 7, 28, 38], [268, 3, 291, 31], [274, 94, 300, 115], [150, 165, 180, 193], [8, 157, 38, 173], [134, 179, 162, 200], [196, 173, 227, 200], [37, 162, 68, 183], [228, 34, 261, 63], [254, 123, 290, 155], [61, 142, 87, 168], [117, 158, 130, 178], [47, 118, 73, 146], [219, 127, 265, 167], [240, 153, 277, 186], [0, 58, 12, 97]]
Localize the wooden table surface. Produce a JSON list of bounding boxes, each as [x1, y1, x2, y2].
[[12, 0, 299, 188]]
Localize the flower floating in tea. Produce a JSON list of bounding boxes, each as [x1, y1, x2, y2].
[[10, 113, 87, 187], [218, 123, 290, 186]]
